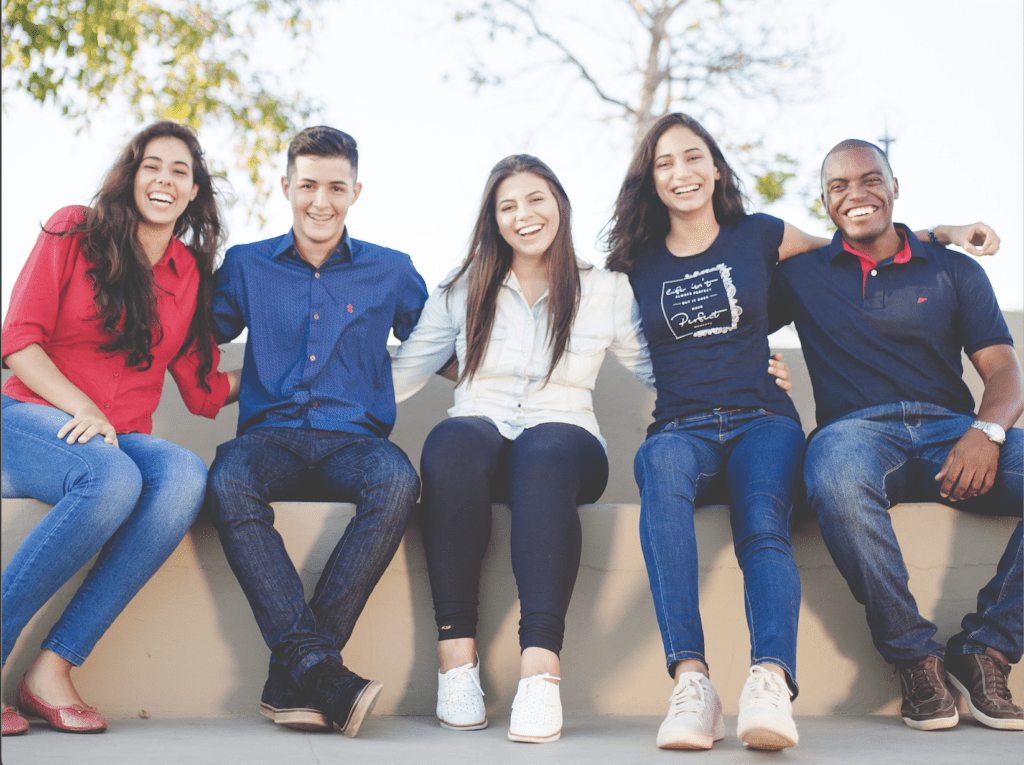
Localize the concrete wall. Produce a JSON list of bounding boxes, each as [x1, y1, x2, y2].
[[2, 312, 1021, 718]]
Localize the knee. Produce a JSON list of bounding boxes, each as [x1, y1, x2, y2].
[[149, 448, 208, 527], [205, 446, 263, 527], [634, 435, 699, 495], [77, 450, 145, 531], [421, 418, 495, 478]]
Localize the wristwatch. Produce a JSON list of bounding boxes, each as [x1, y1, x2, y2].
[[970, 420, 1006, 445]]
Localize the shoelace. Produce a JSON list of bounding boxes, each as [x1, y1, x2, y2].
[[668, 676, 707, 715], [512, 673, 560, 709], [979, 656, 1013, 702], [744, 668, 790, 711], [900, 659, 940, 701], [447, 663, 485, 700]]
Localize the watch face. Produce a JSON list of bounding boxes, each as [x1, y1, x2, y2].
[[974, 421, 1006, 443]]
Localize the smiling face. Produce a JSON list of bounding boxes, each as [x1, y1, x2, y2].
[[494, 171, 561, 263], [652, 125, 721, 218], [132, 136, 198, 233], [282, 154, 362, 261], [822, 146, 899, 248]]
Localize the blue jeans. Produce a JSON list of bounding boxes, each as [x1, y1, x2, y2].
[[804, 402, 1023, 664], [420, 418, 608, 654], [206, 426, 419, 684], [635, 408, 804, 693], [1, 396, 206, 666]]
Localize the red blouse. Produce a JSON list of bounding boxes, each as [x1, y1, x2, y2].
[[2, 206, 230, 433]]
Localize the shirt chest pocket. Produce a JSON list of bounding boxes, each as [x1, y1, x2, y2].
[[550, 334, 606, 387]]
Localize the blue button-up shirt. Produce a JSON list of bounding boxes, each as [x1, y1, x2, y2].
[[213, 228, 428, 437]]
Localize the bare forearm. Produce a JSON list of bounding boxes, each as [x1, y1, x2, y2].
[[975, 363, 1024, 431], [4, 344, 99, 416]]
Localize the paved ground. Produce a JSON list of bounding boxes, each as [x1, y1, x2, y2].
[[2, 714, 1020, 765]]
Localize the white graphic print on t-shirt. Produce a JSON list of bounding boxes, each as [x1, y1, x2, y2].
[[661, 263, 742, 339]]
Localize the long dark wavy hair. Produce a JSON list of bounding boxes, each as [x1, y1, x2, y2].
[[57, 121, 224, 389], [605, 113, 746, 273], [444, 154, 584, 385]]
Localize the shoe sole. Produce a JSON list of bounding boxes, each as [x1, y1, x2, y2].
[[439, 718, 488, 731], [338, 680, 383, 738], [657, 735, 715, 750], [260, 702, 331, 732], [739, 726, 798, 750], [902, 707, 959, 731], [947, 673, 1024, 731], [507, 728, 561, 743]]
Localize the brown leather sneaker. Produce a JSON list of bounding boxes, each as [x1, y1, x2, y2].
[[945, 652, 1024, 731], [894, 655, 958, 730]]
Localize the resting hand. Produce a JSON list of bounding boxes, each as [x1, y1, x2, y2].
[[768, 353, 792, 392], [56, 404, 119, 447], [947, 223, 1000, 257], [934, 428, 999, 501]]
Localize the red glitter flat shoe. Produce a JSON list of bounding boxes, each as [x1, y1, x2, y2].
[[2, 705, 30, 736], [17, 676, 107, 733]]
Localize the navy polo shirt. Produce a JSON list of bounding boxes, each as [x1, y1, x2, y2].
[[213, 227, 428, 437], [769, 224, 1013, 428], [629, 213, 799, 435]]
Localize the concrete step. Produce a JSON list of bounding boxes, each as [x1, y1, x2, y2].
[[2, 498, 1018, 719]]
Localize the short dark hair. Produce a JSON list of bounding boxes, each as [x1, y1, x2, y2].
[[286, 126, 358, 178], [820, 139, 893, 191]]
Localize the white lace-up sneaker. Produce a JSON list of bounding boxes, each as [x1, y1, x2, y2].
[[656, 671, 726, 749], [436, 658, 487, 730], [508, 673, 562, 743], [737, 665, 799, 750]]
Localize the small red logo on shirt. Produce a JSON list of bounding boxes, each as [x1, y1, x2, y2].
[[918, 297, 928, 303], [347, 304, 353, 313]]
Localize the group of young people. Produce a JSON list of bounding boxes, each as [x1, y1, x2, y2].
[[2, 116, 1021, 752]]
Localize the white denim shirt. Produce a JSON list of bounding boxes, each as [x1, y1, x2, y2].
[[392, 264, 654, 450]]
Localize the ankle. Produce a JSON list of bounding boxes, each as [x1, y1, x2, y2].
[[438, 638, 477, 673], [520, 647, 560, 681]]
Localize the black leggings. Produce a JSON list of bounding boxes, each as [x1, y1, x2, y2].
[[420, 417, 609, 654]]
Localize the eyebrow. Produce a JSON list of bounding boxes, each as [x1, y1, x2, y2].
[[655, 147, 703, 160], [298, 178, 348, 185], [498, 189, 546, 204], [828, 170, 885, 184], [143, 155, 191, 167]]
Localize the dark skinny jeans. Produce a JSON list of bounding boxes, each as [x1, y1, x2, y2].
[[421, 417, 608, 654]]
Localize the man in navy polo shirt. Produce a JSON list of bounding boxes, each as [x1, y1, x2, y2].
[[206, 126, 428, 736], [770, 139, 1022, 732]]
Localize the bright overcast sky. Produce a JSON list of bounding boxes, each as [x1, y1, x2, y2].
[[3, 0, 1022, 336]]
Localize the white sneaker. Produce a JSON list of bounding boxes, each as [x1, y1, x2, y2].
[[656, 671, 726, 749], [737, 665, 799, 750], [508, 673, 562, 743], [436, 658, 487, 730]]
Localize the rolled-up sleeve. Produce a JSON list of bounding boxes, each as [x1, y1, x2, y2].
[[168, 338, 231, 419]]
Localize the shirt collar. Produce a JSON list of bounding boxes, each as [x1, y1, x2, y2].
[[271, 227, 354, 265], [828, 223, 928, 266], [154, 238, 183, 276]]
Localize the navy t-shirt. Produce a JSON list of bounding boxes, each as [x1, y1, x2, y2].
[[628, 213, 799, 435], [769, 225, 1013, 429]]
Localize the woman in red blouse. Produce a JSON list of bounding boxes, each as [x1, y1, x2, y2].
[[1, 121, 239, 735]]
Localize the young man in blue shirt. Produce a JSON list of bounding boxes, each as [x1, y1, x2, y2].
[[771, 139, 1022, 732], [207, 126, 428, 736]]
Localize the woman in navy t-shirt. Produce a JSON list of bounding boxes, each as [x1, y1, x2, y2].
[[605, 113, 814, 752]]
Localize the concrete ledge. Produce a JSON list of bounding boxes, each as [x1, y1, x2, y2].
[[2, 498, 1018, 718]]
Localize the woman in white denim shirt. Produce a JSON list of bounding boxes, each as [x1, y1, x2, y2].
[[391, 155, 653, 743]]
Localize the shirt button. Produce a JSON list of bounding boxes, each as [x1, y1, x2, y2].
[[104, 403, 111, 408], [309, 354, 316, 362], [313, 313, 319, 320], [870, 269, 877, 276], [113, 372, 119, 377], [315, 271, 321, 279]]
